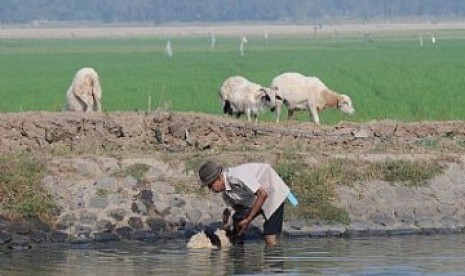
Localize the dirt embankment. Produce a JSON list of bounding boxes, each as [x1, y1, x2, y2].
[[1, 111, 465, 158]]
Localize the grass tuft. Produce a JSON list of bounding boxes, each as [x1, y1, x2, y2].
[[276, 156, 445, 223], [0, 154, 57, 221]]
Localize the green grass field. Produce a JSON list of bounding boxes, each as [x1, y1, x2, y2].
[[1, 29, 465, 124]]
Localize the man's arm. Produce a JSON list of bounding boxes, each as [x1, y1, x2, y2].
[[238, 187, 268, 235]]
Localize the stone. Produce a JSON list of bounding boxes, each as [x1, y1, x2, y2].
[[186, 208, 202, 223], [94, 177, 117, 190], [56, 213, 77, 230], [89, 196, 109, 209], [79, 211, 98, 225], [140, 189, 154, 205], [69, 196, 86, 210], [0, 231, 13, 245], [30, 232, 47, 243], [169, 195, 186, 208], [128, 217, 144, 230], [96, 220, 115, 232], [93, 232, 120, 243], [133, 230, 157, 241], [8, 238, 32, 250], [75, 225, 93, 238], [9, 221, 33, 235], [123, 175, 138, 190], [107, 208, 127, 221], [115, 226, 133, 239], [147, 217, 167, 232], [49, 231, 69, 243]]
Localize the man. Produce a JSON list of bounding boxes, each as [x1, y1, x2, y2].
[[198, 160, 291, 246]]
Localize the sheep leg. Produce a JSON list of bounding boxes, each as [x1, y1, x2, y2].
[[274, 101, 282, 123], [309, 106, 320, 125], [287, 109, 294, 121], [246, 109, 252, 123]]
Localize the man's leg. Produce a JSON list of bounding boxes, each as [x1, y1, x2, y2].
[[264, 235, 278, 246], [232, 207, 250, 245], [263, 203, 284, 246]]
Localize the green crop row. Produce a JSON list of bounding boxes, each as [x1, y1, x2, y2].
[[1, 30, 465, 124]]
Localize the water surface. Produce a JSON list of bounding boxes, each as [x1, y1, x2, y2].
[[2, 234, 465, 275]]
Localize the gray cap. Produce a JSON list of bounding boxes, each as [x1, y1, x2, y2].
[[198, 160, 222, 186]]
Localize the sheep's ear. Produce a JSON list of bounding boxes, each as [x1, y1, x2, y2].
[[259, 88, 271, 101]]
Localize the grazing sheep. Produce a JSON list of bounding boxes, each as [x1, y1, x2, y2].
[[186, 229, 232, 249], [65, 67, 102, 112], [219, 76, 277, 123], [271, 72, 354, 125]]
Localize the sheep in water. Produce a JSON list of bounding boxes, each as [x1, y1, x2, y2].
[[271, 72, 354, 125], [186, 229, 232, 249], [65, 67, 102, 112], [219, 76, 277, 123]]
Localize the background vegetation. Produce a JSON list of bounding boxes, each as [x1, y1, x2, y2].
[[1, 0, 465, 24], [1, 29, 465, 124]]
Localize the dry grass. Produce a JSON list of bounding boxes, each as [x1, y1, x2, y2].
[[0, 154, 57, 222], [276, 156, 446, 223]]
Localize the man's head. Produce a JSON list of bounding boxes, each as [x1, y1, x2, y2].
[[198, 160, 224, 192]]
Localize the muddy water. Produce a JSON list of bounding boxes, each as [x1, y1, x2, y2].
[[2, 234, 465, 275]]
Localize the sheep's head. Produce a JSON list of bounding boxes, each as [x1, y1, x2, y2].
[[259, 87, 277, 110], [338, 95, 355, 115]]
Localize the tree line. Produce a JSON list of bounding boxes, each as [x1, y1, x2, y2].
[[2, 0, 465, 24]]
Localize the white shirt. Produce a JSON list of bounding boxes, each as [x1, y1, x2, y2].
[[222, 163, 290, 219]]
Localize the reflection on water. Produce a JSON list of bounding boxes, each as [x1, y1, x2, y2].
[[2, 234, 465, 275]]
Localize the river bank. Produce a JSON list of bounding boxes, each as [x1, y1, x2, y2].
[[1, 111, 465, 249]]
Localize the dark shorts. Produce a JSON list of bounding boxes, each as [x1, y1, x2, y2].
[[233, 203, 284, 236], [263, 203, 284, 236]]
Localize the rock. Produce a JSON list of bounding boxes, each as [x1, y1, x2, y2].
[[169, 195, 186, 208], [186, 209, 202, 224], [8, 238, 32, 250], [0, 216, 11, 230], [107, 208, 127, 221], [115, 226, 133, 239], [133, 230, 157, 241], [139, 189, 154, 205], [49, 231, 69, 243], [93, 232, 120, 243], [123, 175, 138, 190], [89, 196, 109, 209], [96, 220, 115, 232], [94, 177, 117, 190], [0, 231, 13, 245], [56, 213, 77, 230], [352, 128, 373, 138], [147, 217, 167, 232], [128, 217, 144, 230], [9, 221, 33, 235], [69, 196, 86, 210], [26, 216, 50, 232], [79, 211, 98, 225], [75, 225, 93, 238]]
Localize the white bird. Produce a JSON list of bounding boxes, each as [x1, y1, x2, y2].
[[431, 34, 436, 44], [165, 40, 173, 57], [239, 36, 248, 56], [210, 33, 216, 49]]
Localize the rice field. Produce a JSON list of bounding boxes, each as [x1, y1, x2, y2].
[[1, 28, 465, 124]]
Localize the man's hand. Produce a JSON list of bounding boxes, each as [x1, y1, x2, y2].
[[238, 218, 251, 235], [237, 188, 268, 235]]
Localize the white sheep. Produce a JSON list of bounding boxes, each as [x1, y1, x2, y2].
[[271, 72, 354, 125], [219, 76, 276, 123], [65, 67, 102, 112], [186, 229, 231, 249]]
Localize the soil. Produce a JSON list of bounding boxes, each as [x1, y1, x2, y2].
[[1, 111, 465, 159], [2, 22, 465, 158]]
